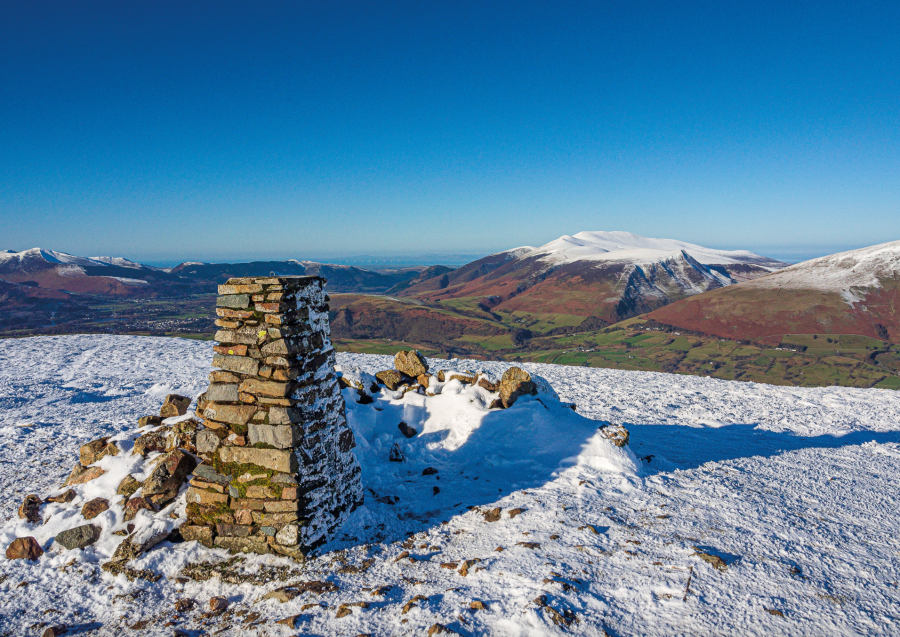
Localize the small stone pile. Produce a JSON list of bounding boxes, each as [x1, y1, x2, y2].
[[7, 392, 199, 563], [367, 350, 537, 409], [183, 276, 363, 557]]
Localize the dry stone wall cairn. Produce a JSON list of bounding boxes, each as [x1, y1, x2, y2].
[[183, 276, 363, 557]]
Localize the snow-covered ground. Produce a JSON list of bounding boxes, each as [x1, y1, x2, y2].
[[2, 335, 900, 636]]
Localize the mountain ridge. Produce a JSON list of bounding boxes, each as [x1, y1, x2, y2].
[[398, 231, 788, 328], [647, 239, 900, 344]]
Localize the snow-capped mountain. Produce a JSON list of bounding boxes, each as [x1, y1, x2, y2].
[[741, 239, 900, 303], [399, 232, 788, 327], [0, 248, 161, 295], [0, 248, 127, 271], [648, 239, 900, 343]]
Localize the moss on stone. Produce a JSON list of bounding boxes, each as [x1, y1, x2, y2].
[[209, 455, 283, 498], [232, 423, 249, 436], [186, 501, 232, 525]]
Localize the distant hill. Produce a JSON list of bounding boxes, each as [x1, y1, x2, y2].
[[397, 231, 786, 330], [646, 239, 900, 344], [170, 260, 434, 294], [0, 248, 435, 296], [0, 279, 87, 332]]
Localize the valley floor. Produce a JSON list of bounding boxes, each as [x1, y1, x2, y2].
[[1, 335, 899, 636]]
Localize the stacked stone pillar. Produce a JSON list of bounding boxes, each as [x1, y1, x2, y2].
[[182, 276, 363, 557]]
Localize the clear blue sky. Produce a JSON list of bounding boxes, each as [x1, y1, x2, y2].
[[1, 1, 898, 264]]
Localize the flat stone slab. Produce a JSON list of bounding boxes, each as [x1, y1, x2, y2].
[[219, 446, 298, 473]]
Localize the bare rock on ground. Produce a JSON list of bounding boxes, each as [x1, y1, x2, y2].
[[499, 367, 537, 408], [394, 350, 429, 377], [6, 537, 43, 560], [55, 524, 101, 550], [160, 394, 191, 418], [18, 494, 42, 523]]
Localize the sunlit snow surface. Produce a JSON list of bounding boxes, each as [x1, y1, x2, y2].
[[1, 335, 900, 636]]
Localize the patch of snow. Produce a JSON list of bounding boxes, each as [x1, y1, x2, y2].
[[57, 264, 86, 277], [89, 257, 145, 269], [109, 277, 150, 286]]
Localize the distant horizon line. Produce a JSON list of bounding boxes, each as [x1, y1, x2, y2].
[[138, 246, 858, 269], [5, 242, 890, 269]]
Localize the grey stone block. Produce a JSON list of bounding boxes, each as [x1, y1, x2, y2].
[[249, 424, 299, 449], [207, 383, 239, 403], [216, 294, 250, 309], [212, 354, 259, 376], [196, 430, 221, 455], [219, 446, 298, 473]]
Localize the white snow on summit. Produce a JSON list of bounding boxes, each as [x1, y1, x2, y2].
[[0, 248, 149, 270], [523, 231, 785, 269], [89, 256, 145, 269], [744, 239, 900, 303], [0, 247, 106, 268]]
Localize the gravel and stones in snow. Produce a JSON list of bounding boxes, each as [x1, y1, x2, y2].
[[1, 335, 899, 636]]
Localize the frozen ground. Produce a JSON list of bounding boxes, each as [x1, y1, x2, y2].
[[1, 335, 899, 636]]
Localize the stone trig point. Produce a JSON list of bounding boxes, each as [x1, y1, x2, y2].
[[183, 276, 363, 557]]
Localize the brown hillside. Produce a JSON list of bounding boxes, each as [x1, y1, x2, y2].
[[647, 282, 900, 344]]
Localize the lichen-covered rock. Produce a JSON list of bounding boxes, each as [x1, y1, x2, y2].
[[195, 391, 209, 417], [193, 463, 231, 484], [219, 446, 297, 473], [181, 525, 214, 547], [141, 449, 197, 505], [64, 463, 105, 486], [394, 350, 428, 377], [79, 437, 119, 466], [167, 419, 200, 453], [132, 426, 171, 457], [18, 494, 42, 523], [107, 528, 170, 564], [276, 524, 299, 546], [448, 372, 477, 384], [55, 524, 101, 550], [376, 369, 411, 390], [137, 415, 163, 428], [116, 475, 142, 498], [6, 536, 43, 560], [478, 377, 499, 392], [81, 498, 109, 520], [160, 394, 191, 418], [499, 367, 537, 408]]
